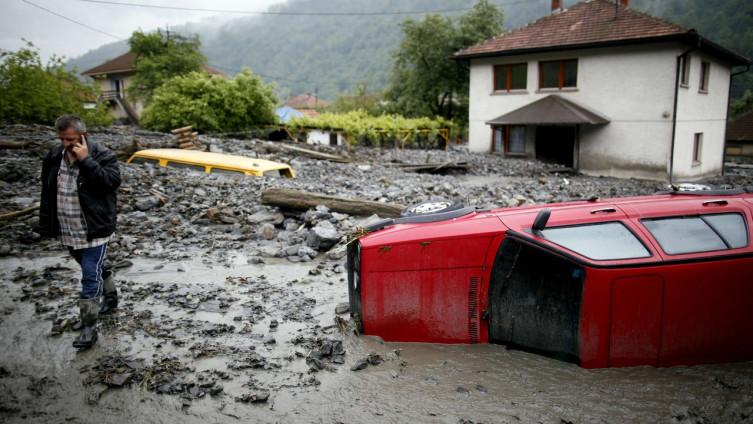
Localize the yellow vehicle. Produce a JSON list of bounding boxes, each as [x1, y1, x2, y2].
[[127, 149, 295, 178]]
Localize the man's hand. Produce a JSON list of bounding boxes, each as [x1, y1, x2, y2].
[[71, 134, 90, 161]]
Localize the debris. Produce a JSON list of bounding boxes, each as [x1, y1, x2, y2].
[[261, 188, 405, 218], [1, 205, 40, 220], [267, 142, 352, 163], [171, 125, 203, 150]]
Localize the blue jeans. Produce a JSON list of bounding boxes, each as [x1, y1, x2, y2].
[[68, 244, 108, 299]]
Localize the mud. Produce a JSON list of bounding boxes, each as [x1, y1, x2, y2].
[[1, 124, 752, 423]]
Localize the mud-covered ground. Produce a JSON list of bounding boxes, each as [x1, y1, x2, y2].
[[1, 124, 752, 423]]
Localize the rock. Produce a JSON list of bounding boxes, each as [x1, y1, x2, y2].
[[258, 223, 276, 240], [135, 196, 161, 211], [350, 360, 368, 371], [247, 210, 285, 225], [335, 302, 349, 314], [305, 226, 342, 251]]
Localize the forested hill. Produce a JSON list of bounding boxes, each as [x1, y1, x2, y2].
[[67, 0, 752, 103]]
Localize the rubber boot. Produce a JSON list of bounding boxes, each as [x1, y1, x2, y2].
[[73, 297, 99, 349], [99, 270, 118, 314]]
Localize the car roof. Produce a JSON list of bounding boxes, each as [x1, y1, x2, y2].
[[127, 149, 294, 175], [360, 190, 753, 266]]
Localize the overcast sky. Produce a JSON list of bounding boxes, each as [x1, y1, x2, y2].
[[2, 0, 284, 63]]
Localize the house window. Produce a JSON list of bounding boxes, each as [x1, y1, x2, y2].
[[507, 126, 526, 153], [693, 133, 702, 164], [699, 61, 710, 92], [539, 59, 577, 90], [493, 126, 526, 154], [679, 54, 691, 87], [494, 63, 527, 91]]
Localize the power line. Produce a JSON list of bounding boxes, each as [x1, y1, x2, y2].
[[22, 0, 124, 40], [76, 0, 532, 17]]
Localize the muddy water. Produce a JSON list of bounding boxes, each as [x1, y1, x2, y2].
[[1, 252, 752, 424]]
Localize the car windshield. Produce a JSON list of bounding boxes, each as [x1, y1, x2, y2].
[[538, 222, 651, 260]]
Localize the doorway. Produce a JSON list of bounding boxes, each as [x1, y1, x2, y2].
[[535, 126, 575, 167]]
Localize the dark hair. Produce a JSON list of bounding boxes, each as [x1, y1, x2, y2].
[[54, 114, 86, 133]]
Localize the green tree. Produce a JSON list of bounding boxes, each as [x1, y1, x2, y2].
[[127, 29, 206, 103], [0, 41, 112, 126], [385, 0, 504, 124], [139, 68, 278, 133], [730, 90, 753, 118], [330, 78, 385, 115]]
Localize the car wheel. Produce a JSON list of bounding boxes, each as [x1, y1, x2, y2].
[[400, 199, 465, 217]]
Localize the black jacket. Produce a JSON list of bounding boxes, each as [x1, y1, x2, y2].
[[39, 139, 121, 241]]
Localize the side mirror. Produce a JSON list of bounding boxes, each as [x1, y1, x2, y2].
[[532, 208, 551, 233]]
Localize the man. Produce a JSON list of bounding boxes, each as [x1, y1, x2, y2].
[[39, 114, 121, 349]]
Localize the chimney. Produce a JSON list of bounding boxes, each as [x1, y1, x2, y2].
[[551, 0, 563, 12], [620, 0, 630, 6]]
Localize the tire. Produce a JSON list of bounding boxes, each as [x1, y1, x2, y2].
[[400, 199, 465, 217]]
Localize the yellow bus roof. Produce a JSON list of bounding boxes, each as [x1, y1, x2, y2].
[[127, 149, 294, 177]]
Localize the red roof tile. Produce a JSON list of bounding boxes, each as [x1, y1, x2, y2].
[[454, 0, 748, 65], [286, 94, 331, 109], [727, 110, 753, 141]]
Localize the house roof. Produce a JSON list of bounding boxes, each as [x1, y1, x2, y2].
[[454, 0, 749, 66], [286, 94, 331, 109], [81, 52, 225, 77], [486, 94, 610, 125], [81, 52, 138, 76], [727, 110, 753, 141]]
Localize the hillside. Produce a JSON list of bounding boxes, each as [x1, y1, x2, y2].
[[67, 0, 751, 103]]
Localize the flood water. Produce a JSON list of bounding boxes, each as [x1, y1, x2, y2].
[[1, 252, 751, 423]]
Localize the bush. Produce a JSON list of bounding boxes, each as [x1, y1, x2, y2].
[[139, 68, 278, 133], [0, 41, 112, 126]]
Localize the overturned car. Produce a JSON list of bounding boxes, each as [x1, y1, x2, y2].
[[347, 189, 753, 368]]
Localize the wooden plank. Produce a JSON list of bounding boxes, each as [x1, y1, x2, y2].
[[170, 126, 193, 135]]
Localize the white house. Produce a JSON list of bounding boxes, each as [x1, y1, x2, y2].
[[453, 0, 750, 181]]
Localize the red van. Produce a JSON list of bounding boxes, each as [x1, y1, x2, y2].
[[347, 189, 753, 368]]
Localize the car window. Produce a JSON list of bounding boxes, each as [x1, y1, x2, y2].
[[129, 157, 159, 166], [263, 170, 282, 177], [538, 222, 651, 260], [642, 213, 749, 255], [211, 167, 247, 176], [165, 161, 207, 172]]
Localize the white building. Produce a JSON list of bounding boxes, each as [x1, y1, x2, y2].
[[453, 0, 749, 181]]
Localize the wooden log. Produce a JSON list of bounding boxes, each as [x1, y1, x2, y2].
[[179, 141, 195, 149], [271, 143, 352, 163], [1, 204, 40, 220], [0, 140, 25, 149], [170, 125, 193, 135], [261, 188, 404, 218]]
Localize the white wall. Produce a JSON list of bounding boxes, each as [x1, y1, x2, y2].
[[306, 130, 343, 146], [672, 51, 731, 180]]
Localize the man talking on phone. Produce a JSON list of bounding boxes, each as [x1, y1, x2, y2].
[[39, 114, 121, 349]]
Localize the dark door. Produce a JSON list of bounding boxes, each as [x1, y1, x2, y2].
[[535, 126, 575, 167]]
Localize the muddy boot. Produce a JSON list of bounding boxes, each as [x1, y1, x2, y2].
[[99, 271, 118, 314], [73, 297, 99, 349]]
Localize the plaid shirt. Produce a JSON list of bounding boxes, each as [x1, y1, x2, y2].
[[56, 155, 110, 249]]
